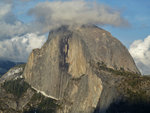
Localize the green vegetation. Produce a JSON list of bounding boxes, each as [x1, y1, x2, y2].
[[2, 78, 30, 98], [37, 97, 58, 113], [107, 82, 150, 113], [96, 61, 150, 105], [126, 76, 150, 88], [118, 74, 150, 106], [126, 88, 149, 103], [125, 79, 150, 104], [97, 62, 140, 77], [2, 77, 59, 113], [106, 99, 150, 113], [24, 93, 60, 113], [30, 92, 43, 101], [106, 74, 150, 113]]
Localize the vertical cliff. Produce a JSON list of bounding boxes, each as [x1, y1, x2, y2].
[[23, 25, 140, 113]]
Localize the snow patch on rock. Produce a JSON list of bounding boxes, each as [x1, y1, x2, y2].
[[31, 86, 59, 100], [0, 66, 24, 83]]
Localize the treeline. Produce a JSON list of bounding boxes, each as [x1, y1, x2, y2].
[[2, 78, 30, 98], [97, 62, 140, 77]]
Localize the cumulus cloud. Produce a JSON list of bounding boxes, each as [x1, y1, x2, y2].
[[0, 33, 46, 62], [0, 21, 29, 39], [1, 0, 32, 4], [0, 3, 17, 23], [0, 0, 13, 4], [129, 36, 150, 75], [20, 0, 32, 2], [0, 0, 129, 62], [29, 0, 129, 33], [0, 2, 29, 40], [0, 4, 11, 19], [0, 0, 44, 62]]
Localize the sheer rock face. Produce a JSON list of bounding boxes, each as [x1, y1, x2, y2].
[[23, 25, 140, 113]]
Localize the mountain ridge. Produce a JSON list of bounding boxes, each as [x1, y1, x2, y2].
[[0, 60, 24, 76], [0, 25, 150, 113], [23, 25, 140, 113]]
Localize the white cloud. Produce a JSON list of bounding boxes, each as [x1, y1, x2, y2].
[[1, 0, 32, 4], [0, 2, 29, 40], [0, 0, 129, 62], [0, 0, 129, 38], [29, 0, 129, 33], [0, 1, 45, 62], [0, 21, 29, 39], [0, 33, 46, 62], [0, 4, 11, 19], [129, 36, 150, 75]]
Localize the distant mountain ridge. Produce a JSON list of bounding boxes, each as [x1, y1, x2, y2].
[[0, 60, 24, 76]]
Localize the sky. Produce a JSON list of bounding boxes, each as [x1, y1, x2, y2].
[[0, 0, 150, 75]]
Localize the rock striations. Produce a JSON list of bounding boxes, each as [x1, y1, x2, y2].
[[23, 25, 140, 113], [1, 25, 148, 113]]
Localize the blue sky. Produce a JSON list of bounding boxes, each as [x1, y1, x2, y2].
[[13, 0, 150, 47], [0, 0, 150, 74], [99, 0, 150, 47]]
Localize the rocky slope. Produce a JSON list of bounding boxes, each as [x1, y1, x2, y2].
[[0, 62, 150, 113], [23, 25, 140, 113], [0, 25, 150, 113], [0, 65, 60, 113], [0, 64, 25, 84]]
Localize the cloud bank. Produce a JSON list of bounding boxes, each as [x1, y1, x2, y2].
[[2, 0, 32, 4], [129, 35, 150, 75], [0, 3, 28, 40], [29, 0, 129, 33], [0, 0, 128, 62], [0, 33, 46, 62], [0, 0, 43, 62]]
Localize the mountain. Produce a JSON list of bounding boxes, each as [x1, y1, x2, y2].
[[0, 60, 24, 76], [24, 25, 139, 98], [0, 25, 150, 113]]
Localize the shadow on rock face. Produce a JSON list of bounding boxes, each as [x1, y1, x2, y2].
[[105, 100, 150, 113]]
